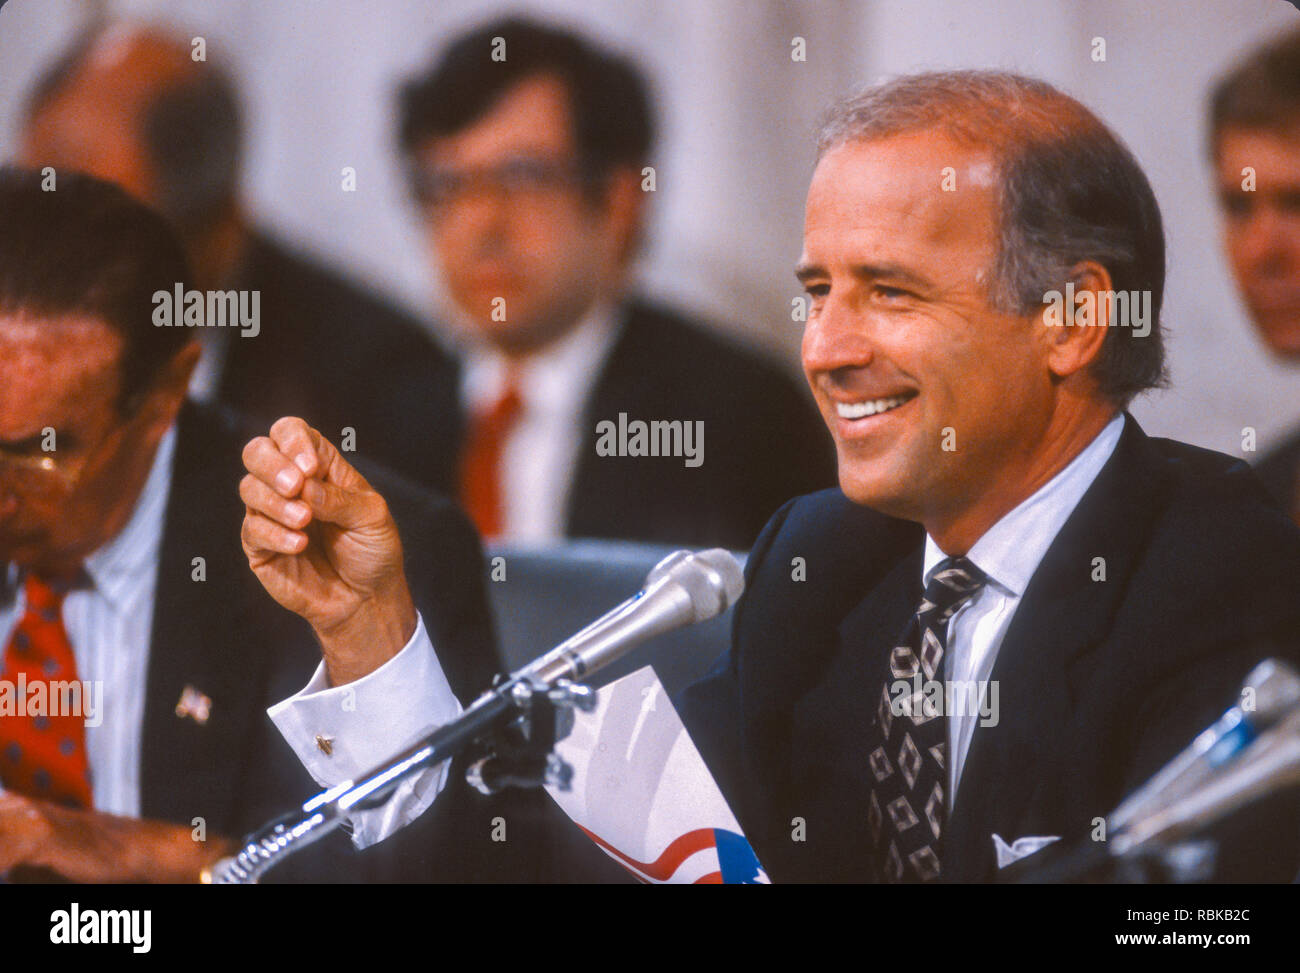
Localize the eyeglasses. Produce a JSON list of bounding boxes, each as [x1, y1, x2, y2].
[[410, 157, 588, 211], [0, 415, 134, 493]]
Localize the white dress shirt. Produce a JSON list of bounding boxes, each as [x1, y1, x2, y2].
[[927, 411, 1125, 803], [266, 616, 461, 848], [459, 304, 622, 543]]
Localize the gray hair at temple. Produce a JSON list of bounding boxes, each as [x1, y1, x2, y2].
[[816, 70, 1168, 407]]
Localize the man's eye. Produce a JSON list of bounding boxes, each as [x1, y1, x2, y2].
[[498, 160, 552, 190], [875, 285, 911, 300], [804, 283, 830, 299], [1278, 191, 1300, 217]]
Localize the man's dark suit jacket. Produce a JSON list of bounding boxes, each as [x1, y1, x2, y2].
[[398, 299, 837, 551], [1255, 427, 1300, 517], [678, 415, 1300, 883], [139, 400, 564, 882], [215, 231, 462, 487]]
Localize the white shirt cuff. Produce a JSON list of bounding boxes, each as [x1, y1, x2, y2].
[[267, 613, 463, 848]]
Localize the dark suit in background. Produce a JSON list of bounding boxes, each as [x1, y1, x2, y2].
[[1254, 428, 1300, 519], [428, 299, 838, 550], [215, 232, 462, 494], [563, 301, 836, 550], [679, 416, 1300, 883]]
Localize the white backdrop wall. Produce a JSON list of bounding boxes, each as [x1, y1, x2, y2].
[[1, 0, 1297, 456]]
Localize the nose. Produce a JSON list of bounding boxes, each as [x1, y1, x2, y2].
[[801, 292, 876, 380]]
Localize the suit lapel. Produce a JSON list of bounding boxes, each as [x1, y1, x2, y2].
[[775, 546, 922, 882], [944, 415, 1166, 881], [140, 405, 281, 831]]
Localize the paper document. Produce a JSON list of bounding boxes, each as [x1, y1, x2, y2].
[[545, 666, 769, 884]]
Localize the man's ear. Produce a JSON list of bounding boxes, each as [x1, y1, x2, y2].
[[138, 340, 202, 435], [601, 166, 648, 267], [1041, 261, 1113, 382]]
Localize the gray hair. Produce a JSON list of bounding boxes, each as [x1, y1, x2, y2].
[[817, 70, 1168, 406]]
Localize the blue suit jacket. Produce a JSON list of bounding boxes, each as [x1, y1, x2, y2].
[[679, 415, 1300, 882]]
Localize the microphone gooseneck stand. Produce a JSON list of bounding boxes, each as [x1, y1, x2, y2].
[[206, 548, 745, 884]]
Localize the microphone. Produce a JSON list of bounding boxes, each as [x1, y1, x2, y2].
[[1009, 659, 1300, 883], [1107, 659, 1300, 834], [1112, 706, 1300, 857], [208, 548, 745, 883], [517, 548, 744, 687]]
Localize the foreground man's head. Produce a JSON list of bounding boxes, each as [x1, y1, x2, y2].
[[0, 168, 198, 576], [797, 70, 1167, 552]]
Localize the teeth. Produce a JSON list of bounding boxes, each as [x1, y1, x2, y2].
[[836, 395, 912, 419]]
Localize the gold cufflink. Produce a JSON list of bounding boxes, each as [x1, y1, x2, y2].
[[315, 734, 334, 756], [175, 685, 212, 725]]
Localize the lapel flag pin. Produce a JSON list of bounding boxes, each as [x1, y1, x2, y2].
[[175, 685, 213, 726]]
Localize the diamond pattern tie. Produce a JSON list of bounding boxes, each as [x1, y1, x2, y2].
[[0, 573, 93, 808], [865, 556, 986, 882]]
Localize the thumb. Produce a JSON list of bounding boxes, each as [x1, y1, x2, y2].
[[300, 476, 387, 531]]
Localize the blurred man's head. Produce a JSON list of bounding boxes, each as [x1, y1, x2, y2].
[[397, 17, 654, 355], [1210, 28, 1300, 359], [0, 168, 199, 576], [799, 72, 1166, 550], [21, 24, 243, 275]]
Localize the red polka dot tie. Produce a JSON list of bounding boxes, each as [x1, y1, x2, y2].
[[0, 573, 93, 808]]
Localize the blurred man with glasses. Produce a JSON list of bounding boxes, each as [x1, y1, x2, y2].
[[398, 17, 835, 549]]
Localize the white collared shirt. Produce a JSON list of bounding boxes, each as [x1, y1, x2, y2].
[[923, 412, 1126, 802], [459, 304, 622, 543]]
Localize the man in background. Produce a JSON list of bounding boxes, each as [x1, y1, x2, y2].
[[19, 23, 459, 487], [398, 17, 835, 548], [1210, 27, 1300, 520]]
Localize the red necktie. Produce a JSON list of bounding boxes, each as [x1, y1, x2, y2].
[[0, 573, 93, 808], [459, 381, 524, 540]]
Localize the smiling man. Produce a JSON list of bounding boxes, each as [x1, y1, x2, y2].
[[676, 70, 1300, 883], [249, 70, 1300, 884]]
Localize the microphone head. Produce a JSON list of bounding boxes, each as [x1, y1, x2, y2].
[[1242, 659, 1300, 725], [651, 548, 745, 622]]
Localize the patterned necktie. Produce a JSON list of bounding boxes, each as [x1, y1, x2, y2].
[[0, 572, 93, 808], [865, 556, 986, 882], [458, 379, 524, 540]]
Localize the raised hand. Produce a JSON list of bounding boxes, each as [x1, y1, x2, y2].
[[240, 417, 417, 684]]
